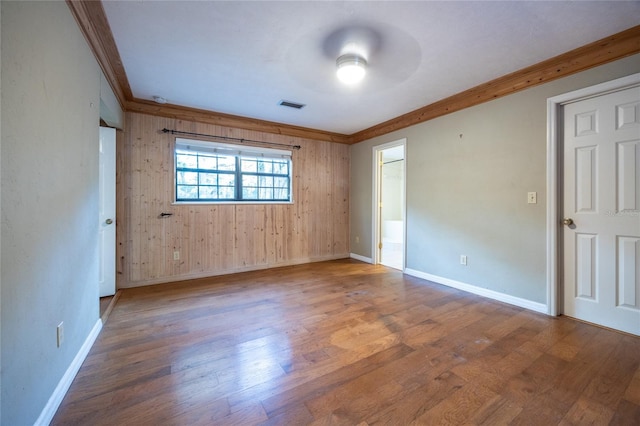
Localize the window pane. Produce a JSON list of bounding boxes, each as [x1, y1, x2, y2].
[[273, 162, 288, 174], [199, 186, 217, 199], [219, 173, 235, 186], [177, 171, 198, 185], [176, 153, 197, 169], [259, 176, 273, 188], [243, 175, 257, 188], [274, 187, 288, 199], [241, 159, 257, 172], [243, 187, 258, 199], [199, 173, 217, 185], [177, 185, 198, 199], [275, 177, 288, 189], [259, 188, 273, 199], [198, 155, 217, 170], [219, 187, 235, 199], [218, 155, 236, 171], [257, 160, 273, 174]]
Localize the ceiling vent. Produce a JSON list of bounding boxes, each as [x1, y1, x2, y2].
[[279, 100, 306, 110]]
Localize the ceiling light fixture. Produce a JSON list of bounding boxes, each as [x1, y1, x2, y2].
[[336, 54, 367, 85], [153, 96, 167, 104]]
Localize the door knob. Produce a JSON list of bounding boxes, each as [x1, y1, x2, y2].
[[105, 218, 113, 225], [562, 218, 574, 226]]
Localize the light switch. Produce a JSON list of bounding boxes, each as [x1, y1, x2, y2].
[[527, 192, 537, 204]]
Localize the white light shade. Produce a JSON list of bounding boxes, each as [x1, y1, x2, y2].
[[336, 54, 367, 84]]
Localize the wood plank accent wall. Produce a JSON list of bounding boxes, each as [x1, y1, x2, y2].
[[116, 112, 350, 288]]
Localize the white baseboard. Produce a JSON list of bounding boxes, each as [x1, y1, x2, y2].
[[404, 268, 548, 314], [350, 253, 373, 263], [35, 319, 103, 426]]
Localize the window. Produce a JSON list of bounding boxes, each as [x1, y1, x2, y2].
[[175, 138, 292, 203]]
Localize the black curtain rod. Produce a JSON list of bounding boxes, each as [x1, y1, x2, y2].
[[162, 128, 301, 150]]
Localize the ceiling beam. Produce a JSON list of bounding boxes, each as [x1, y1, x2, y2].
[[351, 25, 640, 143]]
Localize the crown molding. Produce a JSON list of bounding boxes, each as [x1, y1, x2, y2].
[[68, 1, 639, 145], [126, 99, 353, 144], [66, 0, 132, 109], [67, 0, 351, 144], [351, 25, 640, 143]]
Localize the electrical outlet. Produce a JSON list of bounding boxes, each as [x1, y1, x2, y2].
[[355, 236, 359, 244], [173, 251, 180, 260], [460, 255, 467, 266], [527, 192, 537, 204], [57, 322, 64, 347]]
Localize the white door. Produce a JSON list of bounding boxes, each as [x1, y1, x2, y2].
[[562, 85, 640, 335], [99, 126, 116, 297]]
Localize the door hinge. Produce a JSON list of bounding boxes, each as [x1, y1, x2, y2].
[[378, 242, 383, 249]]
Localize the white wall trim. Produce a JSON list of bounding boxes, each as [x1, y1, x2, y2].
[[35, 319, 103, 426], [405, 268, 548, 314], [350, 253, 373, 263], [546, 72, 640, 316]]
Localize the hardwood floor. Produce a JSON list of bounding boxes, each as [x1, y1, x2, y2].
[[52, 259, 640, 425]]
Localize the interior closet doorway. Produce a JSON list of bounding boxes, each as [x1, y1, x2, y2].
[[373, 140, 406, 270], [99, 126, 116, 298]]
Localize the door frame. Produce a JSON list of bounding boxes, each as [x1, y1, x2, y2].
[[546, 72, 640, 316], [99, 126, 117, 297], [372, 138, 407, 268]]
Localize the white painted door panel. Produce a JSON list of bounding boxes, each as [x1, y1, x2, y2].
[[563, 85, 640, 336], [99, 127, 116, 297]]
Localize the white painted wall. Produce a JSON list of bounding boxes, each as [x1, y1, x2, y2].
[[1, 2, 101, 424], [350, 53, 640, 305], [381, 160, 403, 221]]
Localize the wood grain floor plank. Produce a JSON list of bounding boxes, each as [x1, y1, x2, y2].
[[51, 259, 640, 425], [625, 365, 640, 406], [261, 344, 414, 418], [413, 381, 498, 425], [365, 371, 467, 425], [609, 399, 640, 425], [558, 396, 615, 426]]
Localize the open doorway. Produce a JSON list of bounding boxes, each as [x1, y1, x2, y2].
[[99, 126, 117, 321], [373, 140, 406, 270]]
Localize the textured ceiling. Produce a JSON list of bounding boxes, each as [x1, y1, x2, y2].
[[102, 1, 640, 135]]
